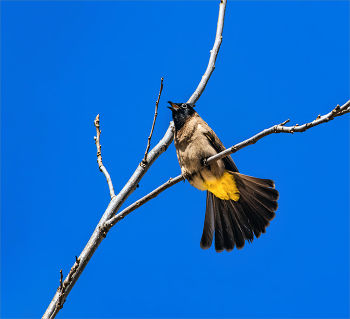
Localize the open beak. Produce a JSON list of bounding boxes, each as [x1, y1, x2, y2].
[[167, 101, 180, 111]]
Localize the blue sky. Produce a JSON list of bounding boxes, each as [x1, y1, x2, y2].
[[1, 1, 349, 318]]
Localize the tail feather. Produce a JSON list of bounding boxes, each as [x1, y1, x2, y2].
[[252, 191, 278, 212], [218, 201, 235, 252], [215, 194, 246, 251], [226, 203, 246, 250], [239, 188, 276, 221], [213, 196, 225, 253], [239, 197, 269, 234], [200, 192, 214, 249], [200, 172, 279, 252], [228, 200, 254, 244], [236, 177, 279, 202], [235, 174, 275, 188]]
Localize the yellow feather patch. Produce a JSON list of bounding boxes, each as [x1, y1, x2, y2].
[[203, 171, 240, 201]]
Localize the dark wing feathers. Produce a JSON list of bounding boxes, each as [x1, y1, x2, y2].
[[203, 131, 239, 172]]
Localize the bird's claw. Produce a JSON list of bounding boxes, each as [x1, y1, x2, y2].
[[182, 172, 191, 181]]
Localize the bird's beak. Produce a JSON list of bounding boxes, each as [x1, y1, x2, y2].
[[167, 101, 180, 111]]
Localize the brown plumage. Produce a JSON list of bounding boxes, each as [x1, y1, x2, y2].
[[168, 101, 279, 252]]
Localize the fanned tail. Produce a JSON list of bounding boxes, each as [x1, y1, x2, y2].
[[200, 172, 279, 252]]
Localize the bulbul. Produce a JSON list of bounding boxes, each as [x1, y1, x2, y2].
[[168, 101, 279, 252]]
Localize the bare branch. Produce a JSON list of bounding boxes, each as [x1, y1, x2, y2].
[[142, 77, 164, 166], [206, 100, 350, 166], [103, 100, 349, 228], [42, 123, 175, 319], [187, 0, 227, 104], [94, 115, 115, 199], [103, 0, 230, 242], [42, 0, 348, 311], [105, 175, 184, 229], [43, 2, 230, 317]]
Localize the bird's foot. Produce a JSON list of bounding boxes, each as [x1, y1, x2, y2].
[[181, 171, 192, 181]]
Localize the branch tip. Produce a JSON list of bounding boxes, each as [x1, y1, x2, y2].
[[142, 77, 164, 163], [187, 0, 227, 104]]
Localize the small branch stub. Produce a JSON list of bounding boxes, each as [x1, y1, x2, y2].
[[94, 115, 103, 170], [142, 77, 164, 165], [280, 119, 290, 126], [52, 257, 81, 318]]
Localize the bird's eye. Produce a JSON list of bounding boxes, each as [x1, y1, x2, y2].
[[182, 104, 187, 109]]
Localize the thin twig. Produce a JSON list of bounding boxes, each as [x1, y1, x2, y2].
[[59, 270, 63, 291], [94, 115, 116, 199], [105, 175, 184, 228], [142, 77, 164, 166], [187, 0, 227, 104], [206, 100, 350, 166], [103, 100, 350, 229]]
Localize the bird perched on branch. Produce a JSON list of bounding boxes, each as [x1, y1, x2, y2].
[[168, 101, 279, 252]]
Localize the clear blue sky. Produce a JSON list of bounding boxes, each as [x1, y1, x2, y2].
[[2, 1, 349, 318]]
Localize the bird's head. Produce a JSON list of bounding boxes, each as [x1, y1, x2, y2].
[[167, 101, 196, 130]]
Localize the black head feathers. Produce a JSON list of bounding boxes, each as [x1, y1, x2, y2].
[[167, 101, 196, 130]]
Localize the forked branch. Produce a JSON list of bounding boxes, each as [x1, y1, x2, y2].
[[42, 1, 350, 318], [43, 122, 175, 319], [43, 2, 227, 315]]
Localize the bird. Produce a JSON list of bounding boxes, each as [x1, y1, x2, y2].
[[168, 101, 279, 252]]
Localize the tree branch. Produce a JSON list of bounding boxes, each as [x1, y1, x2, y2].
[[42, 0, 349, 316], [42, 0, 349, 313], [94, 115, 116, 199], [142, 77, 164, 165], [51, 257, 80, 318], [205, 100, 350, 166], [103, 99, 350, 229], [105, 175, 184, 229], [42, 122, 175, 319], [187, 0, 227, 104], [105, 0, 229, 234], [43, 1, 236, 317]]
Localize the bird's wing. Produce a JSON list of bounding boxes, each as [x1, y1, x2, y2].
[[203, 130, 239, 172]]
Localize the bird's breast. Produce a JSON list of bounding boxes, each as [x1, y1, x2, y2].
[[175, 134, 226, 191]]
